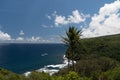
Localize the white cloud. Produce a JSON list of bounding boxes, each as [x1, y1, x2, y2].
[[82, 0, 120, 38], [26, 36, 60, 43], [16, 36, 42, 42], [16, 30, 25, 41], [55, 15, 68, 26], [52, 11, 57, 16], [0, 30, 61, 43], [27, 36, 41, 42], [41, 24, 48, 28], [0, 30, 11, 40], [68, 10, 88, 24], [0, 26, 61, 43], [41, 24, 54, 28], [16, 37, 24, 41], [46, 14, 51, 20], [54, 10, 90, 26], [19, 30, 24, 36]]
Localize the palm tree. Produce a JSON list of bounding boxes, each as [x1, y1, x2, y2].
[[62, 26, 82, 71]]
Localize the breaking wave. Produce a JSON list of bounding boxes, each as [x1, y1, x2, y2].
[[24, 55, 75, 76]]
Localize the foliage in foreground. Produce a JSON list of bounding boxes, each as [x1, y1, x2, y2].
[[56, 55, 118, 80], [1, 67, 120, 80], [99, 66, 120, 80], [0, 69, 91, 80], [0, 68, 27, 80]]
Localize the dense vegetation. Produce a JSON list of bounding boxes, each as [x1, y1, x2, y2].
[[0, 32, 120, 80], [80, 34, 120, 61]]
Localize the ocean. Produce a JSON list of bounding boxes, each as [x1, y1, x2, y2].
[[0, 43, 67, 75]]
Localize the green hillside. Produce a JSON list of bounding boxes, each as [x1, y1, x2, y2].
[[55, 34, 120, 79], [80, 34, 120, 61], [0, 34, 120, 80]]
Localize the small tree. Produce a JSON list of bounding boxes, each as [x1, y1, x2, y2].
[[62, 26, 82, 71], [65, 71, 80, 80]]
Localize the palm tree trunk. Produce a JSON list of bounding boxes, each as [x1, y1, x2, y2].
[[72, 51, 74, 71], [68, 59, 70, 72], [72, 60, 74, 71]]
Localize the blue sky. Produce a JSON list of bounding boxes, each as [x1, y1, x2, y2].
[[0, 0, 120, 43]]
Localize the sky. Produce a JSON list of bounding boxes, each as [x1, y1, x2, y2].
[[0, 0, 120, 43]]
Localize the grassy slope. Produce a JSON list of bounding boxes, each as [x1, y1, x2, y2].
[[80, 34, 120, 61]]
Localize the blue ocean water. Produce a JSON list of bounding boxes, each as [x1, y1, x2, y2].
[[0, 43, 66, 74]]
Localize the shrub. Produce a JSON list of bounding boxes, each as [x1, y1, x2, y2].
[[29, 71, 51, 80], [99, 66, 120, 80], [65, 71, 80, 80]]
